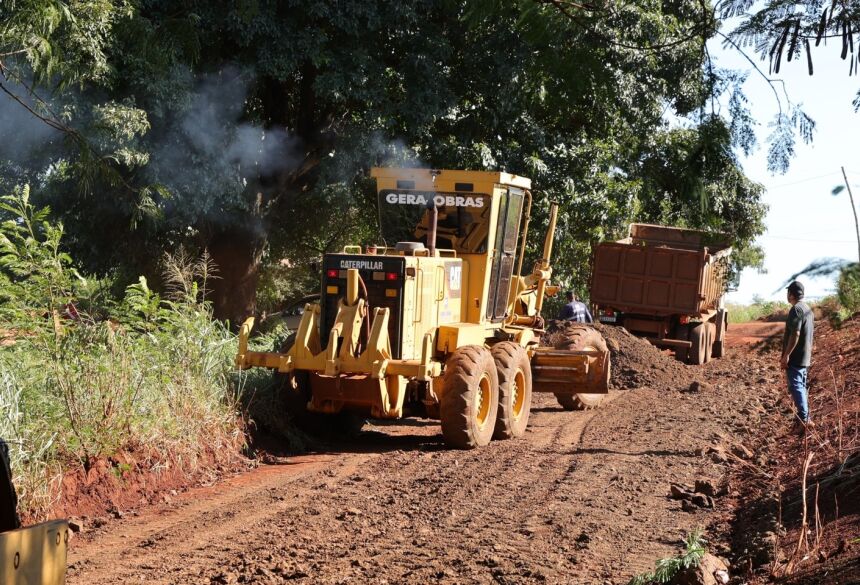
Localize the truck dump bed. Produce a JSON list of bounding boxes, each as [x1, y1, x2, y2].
[[590, 224, 731, 317]]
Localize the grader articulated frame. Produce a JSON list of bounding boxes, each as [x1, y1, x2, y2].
[[237, 168, 610, 448]]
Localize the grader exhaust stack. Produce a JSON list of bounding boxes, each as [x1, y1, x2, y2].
[[237, 168, 611, 448]]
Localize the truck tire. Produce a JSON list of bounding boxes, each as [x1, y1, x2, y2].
[[673, 323, 690, 362], [712, 312, 727, 358], [440, 345, 500, 449], [704, 322, 716, 363], [491, 342, 532, 440], [689, 323, 707, 365], [552, 326, 609, 411]]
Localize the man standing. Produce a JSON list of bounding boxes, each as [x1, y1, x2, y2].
[[781, 281, 815, 427], [558, 291, 593, 323]]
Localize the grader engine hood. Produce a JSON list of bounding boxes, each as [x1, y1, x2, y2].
[[321, 254, 406, 359]]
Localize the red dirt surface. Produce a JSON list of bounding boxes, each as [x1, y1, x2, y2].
[[724, 316, 860, 585], [57, 318, 859, 585]]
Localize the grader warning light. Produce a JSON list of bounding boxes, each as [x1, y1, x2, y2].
[[237, 168, 611, 449]]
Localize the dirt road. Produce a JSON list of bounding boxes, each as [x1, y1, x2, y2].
[[67, 324, 785, 584]]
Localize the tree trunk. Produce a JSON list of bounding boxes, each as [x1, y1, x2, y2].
[[207, 226, 266, 327]]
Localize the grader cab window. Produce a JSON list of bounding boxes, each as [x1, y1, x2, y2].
[[378, 190, 492, 254]]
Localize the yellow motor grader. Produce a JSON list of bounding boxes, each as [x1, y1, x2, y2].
[[237, 168, 611, 448]]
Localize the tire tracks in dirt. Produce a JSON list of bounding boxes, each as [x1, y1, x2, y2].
[[68, 339, 774, 585]]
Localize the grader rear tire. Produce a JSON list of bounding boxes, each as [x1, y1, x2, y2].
[[275, 335, 364, 438], [552, 326, 610, 411], [440, 345, 500, 449], [491, 342, 532, 440]]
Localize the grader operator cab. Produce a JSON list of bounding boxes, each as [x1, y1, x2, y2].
[[237, 168, 611, 448]]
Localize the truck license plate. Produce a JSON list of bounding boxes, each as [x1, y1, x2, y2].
[[599, 316, 617, 323]]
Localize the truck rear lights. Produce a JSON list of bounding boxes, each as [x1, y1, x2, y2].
[[679, 315, 690, 324], [326, 269, 339, 278], [326, 286, 339, 294], [372, 271, 385, 281], [386, 272, 399, 281], [385, 289, 398, 298]]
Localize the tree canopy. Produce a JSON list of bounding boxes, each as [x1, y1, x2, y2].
[[1, 0, 771, 322]]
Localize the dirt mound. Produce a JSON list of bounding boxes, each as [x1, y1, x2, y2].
[[542, 320, 692, 390]]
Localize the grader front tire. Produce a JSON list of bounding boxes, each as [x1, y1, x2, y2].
[[552, 326, 610, 411], [440, 345, 500, 449], [491, 342, 532, 440]]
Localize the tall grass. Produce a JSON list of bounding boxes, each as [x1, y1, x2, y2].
[[726, 296, 790, 323], [0, 187, 243, 518]]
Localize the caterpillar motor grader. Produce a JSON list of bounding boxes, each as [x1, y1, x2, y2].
[[237, 168, 611, 448]]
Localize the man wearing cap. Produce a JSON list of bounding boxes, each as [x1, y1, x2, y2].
[[781, 281, 815, 427], [558, 291, 593, 323]]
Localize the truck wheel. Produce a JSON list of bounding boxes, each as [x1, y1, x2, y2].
[[440, 345, 500, 449], [712, 315, 726, 358], [704, 322, 716, 363], [552, 326, 609, 411], [491, 342, 532, 440], [673, 324, 690, 362], [689, 323, 707, 365]]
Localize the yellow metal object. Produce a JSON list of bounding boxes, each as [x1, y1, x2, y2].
[[236, 167, 611, 432], [530, 347, 610, 395], [436, 323, 494, 353], [346, 268, 360, 306], [533, 202, 558, 317], [0, 520, 68, 585]]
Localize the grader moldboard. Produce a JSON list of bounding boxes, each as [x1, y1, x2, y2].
[[237, 168, 611, 449]]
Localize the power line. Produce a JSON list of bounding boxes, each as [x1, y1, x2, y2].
[[761, 235, 857, 244], [766, 171, 843, 190]]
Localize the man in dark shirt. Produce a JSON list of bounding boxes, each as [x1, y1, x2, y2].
[[558, 291, 593, 323], [781, 281, 815, 426]]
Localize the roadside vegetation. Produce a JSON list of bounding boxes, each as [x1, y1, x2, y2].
[[727, 276, 860, 326], [0, 188, 245, 518]]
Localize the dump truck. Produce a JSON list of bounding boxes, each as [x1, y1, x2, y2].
[[590, 223, 732, 365], [237, 168, 611, 448], [1, 440, 68, 585]]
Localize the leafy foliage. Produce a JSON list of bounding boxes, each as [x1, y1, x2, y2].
[[629, 528, 708, 585], [837, 263, 860, 314], [0, 189, 241, 518], [1, 0, 769, 318]]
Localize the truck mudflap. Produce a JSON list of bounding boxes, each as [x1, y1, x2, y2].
[[530, 347, 611, 395], [1, 520, 69, 585]]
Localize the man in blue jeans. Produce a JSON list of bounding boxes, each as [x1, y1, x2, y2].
[[781, 281, 815, 429]]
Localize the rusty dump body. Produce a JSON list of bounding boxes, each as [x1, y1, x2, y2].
[[590, 223, 732, 364]]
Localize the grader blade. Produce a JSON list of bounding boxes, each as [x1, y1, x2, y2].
[[531, 347, 610, 395]]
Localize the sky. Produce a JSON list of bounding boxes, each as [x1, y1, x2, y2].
[[708, 23, 860, 304]]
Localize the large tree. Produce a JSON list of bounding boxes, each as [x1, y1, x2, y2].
[[1, 0, 768, 322]]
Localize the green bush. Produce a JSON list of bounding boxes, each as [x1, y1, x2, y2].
[[0, 188, 243, 518], [837, 263, 860, 314]]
